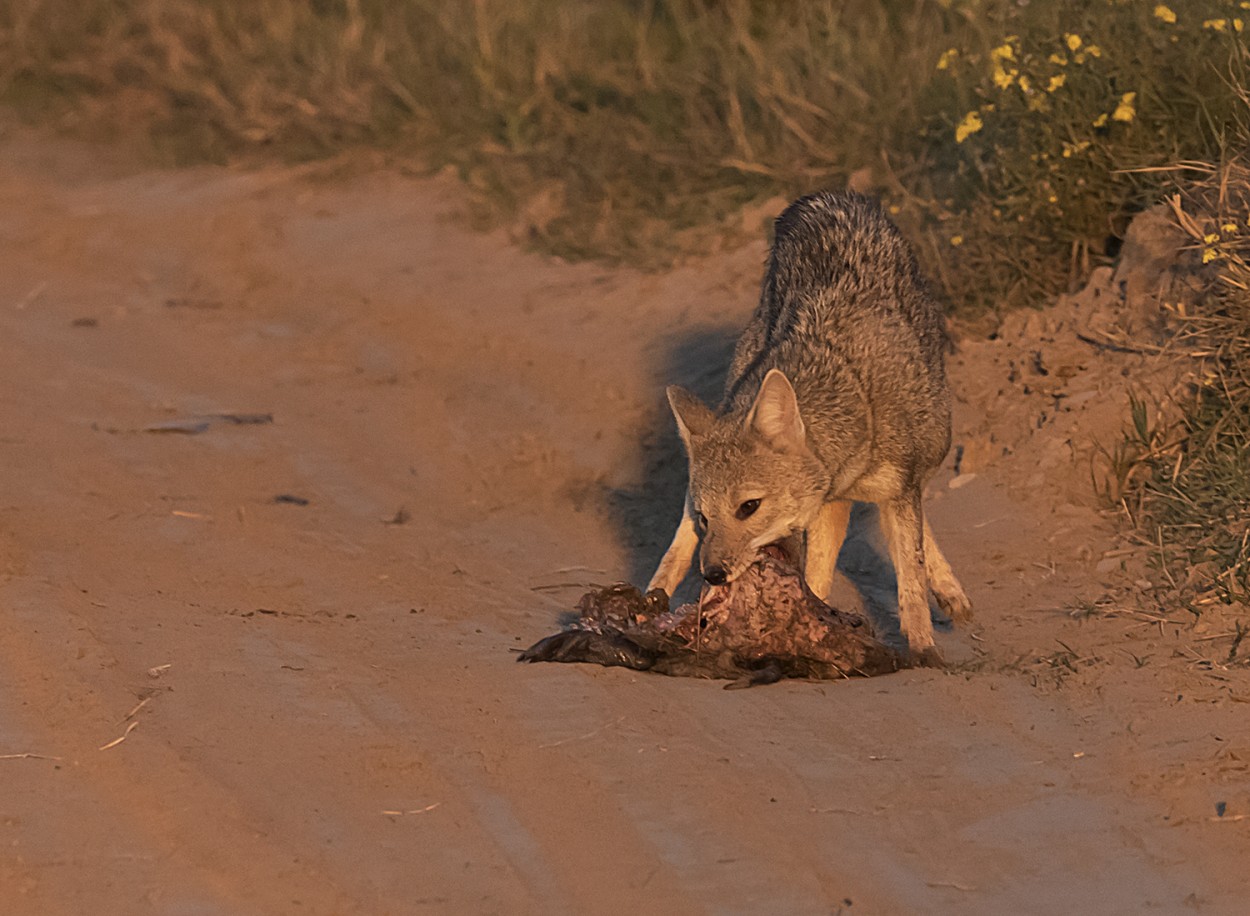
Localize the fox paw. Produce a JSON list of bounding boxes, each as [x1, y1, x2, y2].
[[910, 644, 945, 669], [933, 585, 973, 623]]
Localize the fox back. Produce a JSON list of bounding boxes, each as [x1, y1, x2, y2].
[[669, 191, 953, 581]]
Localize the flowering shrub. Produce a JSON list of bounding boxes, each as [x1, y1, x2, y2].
[[925, 0, 1250, 307]]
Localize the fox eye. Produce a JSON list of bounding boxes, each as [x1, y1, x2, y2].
[[696, 511, 708, 530], [736, 498, 761, 520]]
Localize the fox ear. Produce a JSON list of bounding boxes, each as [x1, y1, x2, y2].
[[746, 369, 806, 451], [667, 386, 714, 449]]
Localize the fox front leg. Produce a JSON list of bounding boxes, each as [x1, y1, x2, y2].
[[803, 499, 851, 602], [647, 491, 699, 597]]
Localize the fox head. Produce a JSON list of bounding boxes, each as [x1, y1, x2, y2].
[[668, 369, 830, 585]]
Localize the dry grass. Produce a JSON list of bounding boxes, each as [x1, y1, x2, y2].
[[0, 0, 429, 161], [3, 1, 1247, 313], [1114, 160, 1250, 613]]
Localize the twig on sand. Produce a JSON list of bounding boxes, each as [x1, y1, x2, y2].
[[538, 715, 626, 749], [99, 721, 138, 751], [14, 281, 47, 310], [530, 582, 599, 593], [927, 881, 978, 891], [0, 752, 62, 761], [973, 516, 1007, 529], [120, 697, 151, 723], [1075, 331, 1159, 355], [382, 803, 441, 816]]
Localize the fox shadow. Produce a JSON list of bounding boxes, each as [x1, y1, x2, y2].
[[599, 324, 734, 606], [599, 325, 948, 642]]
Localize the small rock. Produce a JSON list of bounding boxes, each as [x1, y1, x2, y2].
[[1096, 557, 1121, 575]]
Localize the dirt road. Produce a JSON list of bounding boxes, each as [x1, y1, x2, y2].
[[1, 129, 1248, 914]]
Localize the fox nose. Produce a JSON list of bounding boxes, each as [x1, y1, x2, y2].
[[703, 565, 728, 586]]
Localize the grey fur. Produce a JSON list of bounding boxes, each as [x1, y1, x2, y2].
[[724, 190, 950, 478], [651, 191, 970, 660]]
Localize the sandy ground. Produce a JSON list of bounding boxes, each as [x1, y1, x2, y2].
[[1, 126, 1249, 915]]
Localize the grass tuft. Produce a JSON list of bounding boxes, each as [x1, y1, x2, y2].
[[1115, 160, 1250, 612]]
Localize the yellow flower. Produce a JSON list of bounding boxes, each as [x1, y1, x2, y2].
[[1222, 223, 1239, 234], [1018, 74, 1032, 93], [1065, 33, 1083, 52], [990, 43, 1016, 62], [950, 235, 964, 247], [937, 48, 959, 70], [992, 64, 1017, 89], [1085, 45, 1102, 58], [1047, 74, 1066, 92], [1062, 140, 1091, 158], [955, 111, 983, 143], [1154, 4, 1177, 23], [1204, 19, 1228, 31], [1048, 194, 1058, 204], [1236, 19, 1245, 32], [1204, 233, 1221, 244], [1202, 248, 1220, 264], [1092, 112, 1109, 128], [1048, 53, 1068, 66], [1112, 91, 1137, 122]]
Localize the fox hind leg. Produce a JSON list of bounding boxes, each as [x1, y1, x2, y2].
[[880, 493, 941, 665], [923, 515, 972, 621]]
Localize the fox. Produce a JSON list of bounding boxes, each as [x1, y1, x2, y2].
[[647, 191, 971, 664]]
